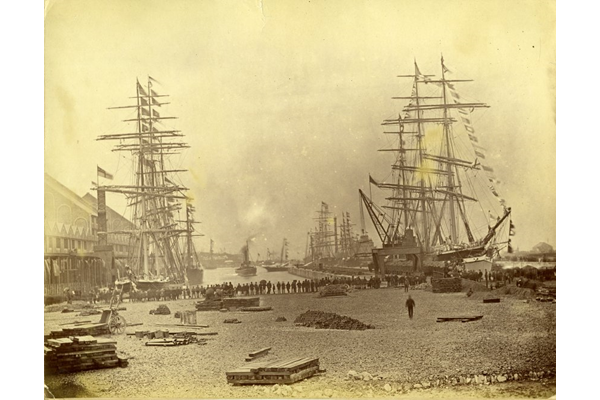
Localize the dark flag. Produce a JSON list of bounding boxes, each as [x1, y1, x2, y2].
[[97, 166, 113, 180]]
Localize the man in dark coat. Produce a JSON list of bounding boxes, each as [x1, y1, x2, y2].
[[405, 295, 415, 319]]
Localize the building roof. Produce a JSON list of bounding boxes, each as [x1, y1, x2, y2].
[[44, 173, 96, 215], [82, 193, 135, 229]]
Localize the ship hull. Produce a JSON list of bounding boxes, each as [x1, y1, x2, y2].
[[186, 267, 204, 286], [263, 266, 289, 272], [235, 266, 257, 276], [431, 245, 487, 262]]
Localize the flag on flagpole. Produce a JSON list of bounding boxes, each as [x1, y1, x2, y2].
[[137, 82, 147, 96], [97, 166, 113, 180], [369, 174, 379, 186]]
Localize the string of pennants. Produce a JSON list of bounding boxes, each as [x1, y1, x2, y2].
[[137, 77, 162, 132], [409, 62, 517, 241], [440, 62, 515, 242], [439, 62, 506, 206]]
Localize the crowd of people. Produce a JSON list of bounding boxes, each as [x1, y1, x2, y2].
[[457, 265, 555, 289], [86, 273, 429, 304]]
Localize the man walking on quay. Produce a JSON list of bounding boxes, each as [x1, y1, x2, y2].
[[405, 295, 415, 319], [404, 276, 409, 292]]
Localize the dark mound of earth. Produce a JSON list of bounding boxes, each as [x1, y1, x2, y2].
[[294, 310, 373, 330]]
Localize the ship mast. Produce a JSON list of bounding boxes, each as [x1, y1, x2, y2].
[[96, 78, 195, 282], [441, 56, 458, 245]]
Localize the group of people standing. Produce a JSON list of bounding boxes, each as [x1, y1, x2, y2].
[[90, 272, 427, 304]]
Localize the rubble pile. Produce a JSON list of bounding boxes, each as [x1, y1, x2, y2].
[[294, 310, 373, 330], [431, 277, 462, 293], [149, 304, 171, 315]]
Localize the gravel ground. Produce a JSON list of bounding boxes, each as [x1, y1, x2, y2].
[[44, 285, 556, 399]]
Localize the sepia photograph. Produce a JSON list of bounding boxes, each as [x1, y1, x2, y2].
[[41, 0, 557, 398]]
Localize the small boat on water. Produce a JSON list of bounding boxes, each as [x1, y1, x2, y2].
[[235, 241, 257, 276]]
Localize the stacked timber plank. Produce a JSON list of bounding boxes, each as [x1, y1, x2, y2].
[[226, 357, 320, 385], [483, 298, 501, 303], [45, 336, 124, 374], [195, 299, 224, 311], [196, 297, 260, 311], [431, 277, 462, 293], [240, 306, 272, 312], [47, 323, 109, 339], [245, 347, 271, 362], [223, 297, 260, 310]]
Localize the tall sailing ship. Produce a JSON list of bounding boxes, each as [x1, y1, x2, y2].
[[360, 57, 515, 274], [96, 77, 204, 290], [304, 203, 374, 267]]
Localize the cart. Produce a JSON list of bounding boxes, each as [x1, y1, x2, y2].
[[99, 285, 127, 335]]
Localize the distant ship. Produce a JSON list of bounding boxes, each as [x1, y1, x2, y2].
[[264, 238, 290, 272], [202, 239, 218, 269], [235, 241, 257, 276]]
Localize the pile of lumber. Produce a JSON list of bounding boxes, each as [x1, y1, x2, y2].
[[131, 330, 170, 339], [195, 299, 225, 311], [431, 277, 462, 293], [224, 318, 242, 324], [318, 284, 349, 297], [223, 297, 260, 310], [483, 298, 501, 303], [47, 323, 109, 339], [226, 357, 320, 385], [45, 336, 126, 374], [294, 310, 373, 330], [536, 286, 556, 302], [436, 315, 483, 323], [145, 334, 200, 347]]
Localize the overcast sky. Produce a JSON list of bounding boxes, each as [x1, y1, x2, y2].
[[44, 0, 555, 258]]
